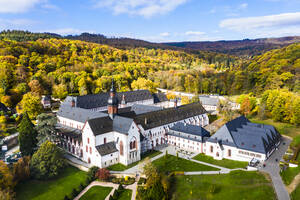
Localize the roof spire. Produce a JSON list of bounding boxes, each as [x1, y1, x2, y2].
[[110, 78, 116, 92]]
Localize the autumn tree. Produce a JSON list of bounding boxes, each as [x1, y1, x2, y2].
[[30, 141, 66, 179], [0, 161, 14, 190], [131, 78, 157, 93], [17, 92, 42, 119], [95, 168, 110, 181], [13, 156, 31, 183], [18, 112, 38, 156]]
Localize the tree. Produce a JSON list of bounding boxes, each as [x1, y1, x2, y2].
[[18, 112, 38, 156], [95, 168, 110, 181], [30, 141, 66, 180], [0, 188, 15, 200], [36, 114, 58, 145], [217, 100, 235, 122], [17, 93, 42, 119], [52, 84, 68, 99], [240, 97, 251, 116], [131, 78, 157, 93], [0, 161, 14, 190], [13, 156, 30, 183]]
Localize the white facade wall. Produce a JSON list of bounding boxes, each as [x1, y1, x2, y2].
[[167, 134, 205, 153], [205, 141, 266, 162], [57, 116, 84, 130]]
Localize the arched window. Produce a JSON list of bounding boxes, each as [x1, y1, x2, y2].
[[130, 137, 137, 150], [104, 137, 107, 144], [210, 146, 213, 153], [228, 149, 231, 157], [120, 141, 124, 156]]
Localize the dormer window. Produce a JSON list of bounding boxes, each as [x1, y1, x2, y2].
[[252, 144, 256, 148], [241, 142, 244, 146]]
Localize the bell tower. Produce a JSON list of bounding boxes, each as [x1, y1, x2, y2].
[[107, 79, 118, 119]]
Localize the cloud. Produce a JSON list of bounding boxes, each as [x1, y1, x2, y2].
[[46, 28, 95, 36], [95, 0, 188, 18], [220, 12, 300, 38], [185, 31, 205, 36], [0, 18, 36, 29], [220, 12, 300, 31], [0, 0, 41, 13], [160, 32, 170, 37], [238, 3, 248, 9]]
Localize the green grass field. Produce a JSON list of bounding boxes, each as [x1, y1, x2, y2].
[[152, 155, 219, 173], [170, 171, 276, 200], [280, 166, 300, 185], [16, 166, 87, 200], [79, 186, 113, 200], [118, 189, 132, 200], [108, 150, 162, 171], [291, 183, 300, 200], [250, 117, 300, 139], [193, 153, 248, 169]]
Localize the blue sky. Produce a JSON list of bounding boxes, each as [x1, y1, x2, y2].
[[0, 0, 300, 42]]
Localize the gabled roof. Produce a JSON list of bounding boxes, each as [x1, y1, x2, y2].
[[199, 96, 219, 106], [169, 122, 210, 137], [56, 125, 82, 140], [96, 142, 118, 156], [57, 105, 107, 123], [134, 102, 207, 130], [87, 115, 133, 136], [153, 93, 168, 103], [131, 104, 163, 115], [65, 90, 153, 109], [208, 116, 281, 154]]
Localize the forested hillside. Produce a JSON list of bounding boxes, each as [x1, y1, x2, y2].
[[0, 37, 298, 118], [165, 36, 300, 57], [0, 38, 240, 108]]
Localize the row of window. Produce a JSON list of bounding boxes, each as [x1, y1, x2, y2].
[[238, 150, 262, 158]]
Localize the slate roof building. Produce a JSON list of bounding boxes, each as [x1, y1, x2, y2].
[[167, 122, 210, 153], [199, 95, 219, 113], [205, 116, 281, 161], [56, 82, 209, 168]]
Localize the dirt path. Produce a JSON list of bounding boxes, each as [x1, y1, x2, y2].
[[287, 172, 300, 193]]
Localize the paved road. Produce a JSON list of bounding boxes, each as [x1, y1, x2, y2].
[[259, 136, 291, 200]]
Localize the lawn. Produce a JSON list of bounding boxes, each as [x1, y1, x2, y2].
[[291, 183, 300, 200], [108, 150, 162, 171], [170, 170, 276, 200], [118, 189, 132, 200], [152, 155, 219, 173], [250, 117, 300, 138], [280, 166, 300, 185], [79, 186, 113, 200], [16, 166, 88, 200], [193, 153, 248, 169]]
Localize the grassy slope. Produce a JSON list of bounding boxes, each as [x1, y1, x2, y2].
[[171, 171, 276, 200], [193, 153, 248, 169], [153, 155, 219, 172], [107, 150, 162, 171], [291, 183, 300, 200], [16, 166, 87, 200], [79, 186, 113, 200]]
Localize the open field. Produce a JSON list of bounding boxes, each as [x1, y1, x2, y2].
[[193, 153, 248, 169], [79, 186, 113, 200], [153, 155, 219, 173], [16, 166, 87, 200], [170, 171, 276, 200]]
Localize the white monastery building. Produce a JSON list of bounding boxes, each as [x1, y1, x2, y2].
[[56, 81, 281, 168]]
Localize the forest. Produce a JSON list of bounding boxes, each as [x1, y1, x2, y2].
[[0, 31, 299, 124]]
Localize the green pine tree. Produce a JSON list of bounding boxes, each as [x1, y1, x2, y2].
[[18, 112, 38, 156]]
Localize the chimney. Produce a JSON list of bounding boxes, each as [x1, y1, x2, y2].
[[174, 98, 178, 108], [71, 98, 75, 107]]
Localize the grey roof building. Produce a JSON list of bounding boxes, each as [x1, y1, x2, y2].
[[207, 116, 281, 155], [96, 142, 118, 156], [199, 96, 219, 106]]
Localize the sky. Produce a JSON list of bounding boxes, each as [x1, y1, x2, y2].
[[0, 0, 300, 42]]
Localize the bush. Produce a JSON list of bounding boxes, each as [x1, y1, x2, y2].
[[118, 184, 124, 191], [64, 195, 70, 200], [109, 195, 114, 200], [95, 168, 110, 181], [87, 166, 99, 180]]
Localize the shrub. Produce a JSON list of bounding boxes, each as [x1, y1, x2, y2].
[[96, 168, 110, 181], [64, 195, 70, 200], [71, 188, 79, 198], [118, 184, 124, 191], [87, 166, 99, 180], [109, 195, 114, 200], [124, 176, 129, 181]]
